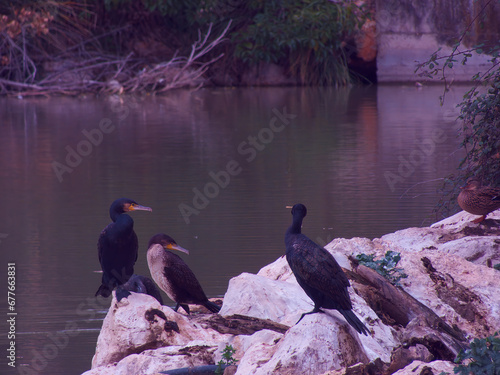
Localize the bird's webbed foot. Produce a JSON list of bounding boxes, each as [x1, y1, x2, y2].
[[472, 215, 486, 223], [173, 303, 190, 315], [296, 307, 324, 324]]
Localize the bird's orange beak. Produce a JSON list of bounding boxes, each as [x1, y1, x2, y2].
[[166, 243, 190, 255], [129, 204, 152, 212]]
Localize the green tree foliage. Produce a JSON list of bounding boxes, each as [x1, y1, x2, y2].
[[99, 0, 369, 85], [103, 0, 202, 33], [419, 42, 500, 186], [415, 1, 500, 216], [230, 0, 367, 85], [355, 251, 408, 286], [1, 0, 370, 92], [454, 331, 500, 375], [215, 344, 237, 374], [458, 68, 500, 187]]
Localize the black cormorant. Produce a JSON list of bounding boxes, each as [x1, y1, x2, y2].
[[115, 274, 164, 305], [285, 203, 369, 335], [146, 233, 220, 314], [95, 198, 152, 298]]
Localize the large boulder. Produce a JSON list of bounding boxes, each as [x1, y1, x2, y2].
[[247, 313, 369, 375], [391, 359, 456, 375], [89, 292, 228, 370], [219, 272, 311, 326]]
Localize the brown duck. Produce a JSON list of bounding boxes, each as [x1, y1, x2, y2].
[[457, 179, 500, 223]]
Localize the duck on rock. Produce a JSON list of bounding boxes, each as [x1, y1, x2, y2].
[[457, 179, 500, 223]]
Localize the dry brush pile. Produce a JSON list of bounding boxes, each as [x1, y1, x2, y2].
[[0, 3, 229, 96]]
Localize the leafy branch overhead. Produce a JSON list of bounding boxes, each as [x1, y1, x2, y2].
[[414, 0, 500, 217], [415, 44, 500, 186]]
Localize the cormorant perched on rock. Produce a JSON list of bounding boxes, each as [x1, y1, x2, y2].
[[285, 203, 369, 335], [457, 178, 500, 223], [146, 233, 220, 314], [95, 198, 152, 298], [115, 274, 164, 305]]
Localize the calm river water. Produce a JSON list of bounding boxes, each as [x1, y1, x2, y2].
[[0, 85, 466, 374]]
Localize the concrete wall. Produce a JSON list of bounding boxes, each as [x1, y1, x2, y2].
[[376, 0, 500, 82]]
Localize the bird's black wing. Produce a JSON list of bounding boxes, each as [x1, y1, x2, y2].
[[118, 274, 164, 304], [97, 223, 112, 267], [132, 231, 138, 265], [138, 275, 164, 304], [96, 220, 137, 290], [162, 255, 208, 304], [288, 236, 352, 310]]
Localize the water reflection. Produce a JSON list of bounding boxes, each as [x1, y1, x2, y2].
[[0, 85, 465, 374]]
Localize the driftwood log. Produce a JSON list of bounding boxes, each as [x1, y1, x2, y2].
[[344, 259, 469, 374], [193, 313, 289, 336]]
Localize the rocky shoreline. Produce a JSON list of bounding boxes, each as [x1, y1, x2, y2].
[[83, 210, 500, 375]]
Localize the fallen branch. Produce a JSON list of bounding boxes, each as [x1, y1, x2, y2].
[[346, 261, 468, 361]]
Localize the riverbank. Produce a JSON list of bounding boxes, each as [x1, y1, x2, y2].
[[2, 1, 499, 96], [83, 209, 500, 375]]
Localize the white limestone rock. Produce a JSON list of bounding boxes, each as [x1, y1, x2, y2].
[[112, 344, 217, 375], [221, 269, 399, 366], [253, 313, 369, 375], [91, 292, 227, 369], [219, 272, 311, 326], [431, 210, 500, 230], [391, 360, 456, 375], [222, 330, 283, 375], [437, 236, 500, 266], [81, 365, 117, 375]]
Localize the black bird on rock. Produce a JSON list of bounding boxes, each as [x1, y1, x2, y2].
[[146, 233, 220, 314], [115, 274, 164, 305], [285, 203, 369, 335], [95, 198, 152, 298]]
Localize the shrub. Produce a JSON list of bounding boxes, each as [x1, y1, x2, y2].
[[215, 344, 237, 374], [231, 0, 369, 85], [415, 0, 500, 216], [454, 331, 500, 375], [355, 251, 408, 286]]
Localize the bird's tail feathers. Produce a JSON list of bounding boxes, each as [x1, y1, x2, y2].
[[339, 309, 369, 336], [204, 300, 221, 313]]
